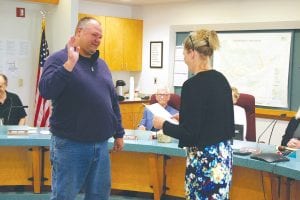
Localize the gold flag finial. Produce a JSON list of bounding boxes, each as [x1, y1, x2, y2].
[[40, 10, 47, 29]]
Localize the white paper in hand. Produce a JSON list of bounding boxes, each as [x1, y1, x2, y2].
[[144, 103, 178, 124]]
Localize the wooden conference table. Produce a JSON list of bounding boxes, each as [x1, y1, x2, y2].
[[0, 127, 300, 200]]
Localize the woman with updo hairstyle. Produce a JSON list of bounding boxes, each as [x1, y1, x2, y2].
[[153, 29, 234, 199]]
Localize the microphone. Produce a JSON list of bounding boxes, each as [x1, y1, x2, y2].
[[7, 97, 28, 124], [10, 106, 28, 108], [257, 119, 276, 143], [267, 113, 286, 144], [257, 113, 286, 143]]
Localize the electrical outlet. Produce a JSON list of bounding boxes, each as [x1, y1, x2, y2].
[[18, 78, 23, 87]]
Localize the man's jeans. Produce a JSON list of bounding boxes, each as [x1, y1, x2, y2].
[[50, 135, 111, 200]]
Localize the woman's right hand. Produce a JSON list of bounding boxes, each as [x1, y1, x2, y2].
[[153, 116, 166, 130], [172, 113, 180, 121]]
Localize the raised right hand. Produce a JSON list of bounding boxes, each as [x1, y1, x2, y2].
[[64, 36, 80, 72]]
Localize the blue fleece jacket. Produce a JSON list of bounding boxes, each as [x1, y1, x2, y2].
[[39, 48, 124, 142]]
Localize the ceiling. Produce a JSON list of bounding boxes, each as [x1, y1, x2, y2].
[[84, 0, 194, 6]]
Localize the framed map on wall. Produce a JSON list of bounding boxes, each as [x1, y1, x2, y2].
[[213, 31, 292, 108]]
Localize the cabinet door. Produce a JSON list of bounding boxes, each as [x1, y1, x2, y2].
[[119, 103, 134, 129], [119, 103, 145, 129], [78, 14, 106, 59], [123, 19, 143, 71], [104, 17, 124, 71], [132, 103, 145, 129]]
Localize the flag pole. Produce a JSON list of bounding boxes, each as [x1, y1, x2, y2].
[[34, 10, 50, 127]]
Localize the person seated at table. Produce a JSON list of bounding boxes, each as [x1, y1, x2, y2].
[[232, 86, 247, 140], [0, 74, 27, 125], [137, 85, 178, 131], [281, 107, 300, 149]]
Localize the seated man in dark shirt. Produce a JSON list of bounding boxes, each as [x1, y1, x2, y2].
[[0, 74, 27, 125]]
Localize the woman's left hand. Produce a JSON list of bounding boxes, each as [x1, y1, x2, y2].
[[153, 116, 166, 129]]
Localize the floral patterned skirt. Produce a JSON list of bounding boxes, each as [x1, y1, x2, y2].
[[185, 140, 232, 200]]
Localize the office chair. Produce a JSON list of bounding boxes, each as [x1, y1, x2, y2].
[[149, 93, 181, 110], [236, 93, 256, 142]]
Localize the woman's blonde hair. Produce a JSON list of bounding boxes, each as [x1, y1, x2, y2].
[[183, 29, 220, 57], [231, 86, 240, 104]]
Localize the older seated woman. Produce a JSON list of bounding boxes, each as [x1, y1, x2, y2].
[[137, 85, 178, 131], [232, 86, 247, 140]]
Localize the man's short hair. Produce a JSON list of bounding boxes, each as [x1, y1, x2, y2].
[[0, 74, 8, 85], [76, 17, 101, 32]]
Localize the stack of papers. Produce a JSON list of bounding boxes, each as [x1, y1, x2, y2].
[[144, 103, 178, 125]]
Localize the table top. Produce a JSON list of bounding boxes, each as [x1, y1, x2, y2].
[[1, 127, 300, 180]]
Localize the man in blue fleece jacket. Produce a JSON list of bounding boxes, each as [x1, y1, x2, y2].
[[39, 17, 124, 200]]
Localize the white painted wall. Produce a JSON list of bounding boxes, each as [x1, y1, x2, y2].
[[256, 118, 289, 146], [79, 0, 133, 18], [46, 0, 78, 52]]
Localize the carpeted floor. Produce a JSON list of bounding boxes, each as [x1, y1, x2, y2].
[[0, 192, 150, 200], [0, 190, 184, 200]]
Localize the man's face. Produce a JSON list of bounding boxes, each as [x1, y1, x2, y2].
[[77, 20, 103, 57], [155, 89, 170, 107], [0, 77, 7, 95]]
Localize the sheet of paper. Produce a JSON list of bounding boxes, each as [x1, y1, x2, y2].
[[144, 103, 178, 124]]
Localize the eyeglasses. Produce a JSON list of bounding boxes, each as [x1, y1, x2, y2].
[[189, 35, 195, 51]]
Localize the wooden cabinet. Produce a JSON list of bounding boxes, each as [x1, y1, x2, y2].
[[24, 0, 59, 4], [105, 17, 143, 71], [78, 14, 143, 71], [119, 101, 147, 129], [122, 18, 143, 71], [78, 14, 106, 59], [0, 147, 33, 186]]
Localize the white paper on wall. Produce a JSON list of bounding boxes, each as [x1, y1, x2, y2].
[[173, 73, 188, 86], [174, 60, 188, 74]]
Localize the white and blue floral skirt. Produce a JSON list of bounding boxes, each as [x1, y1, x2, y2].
[[185, 140, 232, 200]]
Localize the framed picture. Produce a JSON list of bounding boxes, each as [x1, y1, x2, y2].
[[150, 41, 163, 68]]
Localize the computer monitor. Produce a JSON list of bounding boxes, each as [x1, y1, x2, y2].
[[233, 124, 244, 141]]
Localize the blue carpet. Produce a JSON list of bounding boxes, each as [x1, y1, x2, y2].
[[0, 192, 152, 200]]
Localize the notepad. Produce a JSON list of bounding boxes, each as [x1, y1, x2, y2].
[[144, 103, 178, 124], [250, 153, 290, 163]]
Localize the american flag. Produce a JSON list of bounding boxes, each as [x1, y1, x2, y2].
[[34, 19, 50, 127]]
